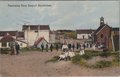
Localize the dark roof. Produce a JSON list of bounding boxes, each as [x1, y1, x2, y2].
[[76, 29, 95, 34], [94, 24, 111, 35], [0, 33, 15, 42], [112, 28, 119, 31], [17, 32, 24, 38], [22, 25, 50, 30], [0, 31, 17, 36], [0, 31, 24, 38]]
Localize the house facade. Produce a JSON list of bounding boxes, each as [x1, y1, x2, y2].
[[22, 25, 50, 46], [76, 29, 95, 40]]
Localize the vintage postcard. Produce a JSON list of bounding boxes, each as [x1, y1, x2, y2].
[[0, 0, 119, 77]]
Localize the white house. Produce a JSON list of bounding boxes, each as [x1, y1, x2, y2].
[[0, 32, 27, 48], [22, 25, 50, 46], [76, 29, 95, 40]]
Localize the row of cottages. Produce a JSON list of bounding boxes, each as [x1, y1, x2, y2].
[[0, 25, 56, 49], [93, 17, 119, 51], [0, 31, 27, 48]]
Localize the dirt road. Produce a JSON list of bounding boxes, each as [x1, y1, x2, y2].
[[0, 51, 120, 77]]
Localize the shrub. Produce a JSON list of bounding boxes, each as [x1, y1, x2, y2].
[[99, 52, 111, 57], [79, 59, 86, 66], [0, 48, 10, 54], [45, 56, 59, 63], [94, 60, 112, 68], [72, 54, 82, 64], [81, 54, 92, 60]]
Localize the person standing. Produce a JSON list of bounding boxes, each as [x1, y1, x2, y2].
[[46, 44, 48, 52], [50, 44, 53, 52], [41, 44, 44, 52], [15, 42, 20, 55], [68, 43, 71, 51], [72, 44, 75, 51], [56, 44, 59, 51]]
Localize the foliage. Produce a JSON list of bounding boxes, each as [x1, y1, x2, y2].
[[85, 50, 101, 56], [45, 56, 59, 63], [93, 60, 112, 68], [81, 53, 92, 60], [0, 48, 10, 54], [99, 52, 111, 57], [72, 54, 82, 64]]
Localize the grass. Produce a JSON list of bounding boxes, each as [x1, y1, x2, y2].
[[45, 56, 59, 63], [72, 50, 119, 69]]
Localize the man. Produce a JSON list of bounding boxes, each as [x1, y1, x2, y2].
[[15, 42, 20, 55], [56, 44, 59, 51], [46, 44, 48, 52], [41, 44, 44, 52], [50, 44, 53, 52]]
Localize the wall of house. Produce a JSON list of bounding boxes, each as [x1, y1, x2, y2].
[[24, 30, 49, 46], [77, 34, 91, 39], [96, 26, 111, 49], [16, 41, 27, 48], [24, 30, 38, 46], [49, 34, 56, 44]]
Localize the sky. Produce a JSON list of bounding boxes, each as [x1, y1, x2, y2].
[[0, 1, 119, 31]]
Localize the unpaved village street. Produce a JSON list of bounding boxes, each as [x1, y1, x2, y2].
[[0, 51, 120, 77]]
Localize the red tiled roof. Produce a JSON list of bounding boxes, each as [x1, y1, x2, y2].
[[94, 24, 112, 35], [34, 37, 48, 46], [0, 33, 15, 42], [22, 25, 50, 30], [76, 29, 95, 34]]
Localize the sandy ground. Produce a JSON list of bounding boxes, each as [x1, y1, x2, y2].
[[0, 50, 120, 77]]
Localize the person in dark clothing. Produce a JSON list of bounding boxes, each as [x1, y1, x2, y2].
[[72, 44, 75, 51], [83, 44, 86, 49], [76, 43, 79, 50], [41, 44, 44, 52], [68, 43, 71, 51], [46, 44, 48, 52], [15, 42, 20, 55], [50, 44, 53, 52], [56, 44, 59, 51]]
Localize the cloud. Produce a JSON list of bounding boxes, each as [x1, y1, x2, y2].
[[0, 1, 119, 31]]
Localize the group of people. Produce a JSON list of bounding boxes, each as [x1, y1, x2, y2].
[[40, 44, 59, 52], [9, 42, 20, 55]]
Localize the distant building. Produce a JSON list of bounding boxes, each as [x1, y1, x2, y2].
[[49, 31, 56, 44], [93, 17, 119, 51], [22, 25, 50, 46], [76, 29, 95, 40], [0, 32, 27, 48]]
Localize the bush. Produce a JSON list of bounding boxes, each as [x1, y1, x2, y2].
[[99, 52, 111, 57], [45, 56, 59, 63], [0, 48, 10, 54], [72, 54, 82, 64], [79, 59, 87, 66], [81, 54, 92, 60], [94, 60, 112, 68]]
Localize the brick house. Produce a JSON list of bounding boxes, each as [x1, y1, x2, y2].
[[93, 17, 119, 51]]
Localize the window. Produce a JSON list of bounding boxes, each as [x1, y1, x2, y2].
[[2, 42, 7, 47], [100, 34, 104, 38]]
